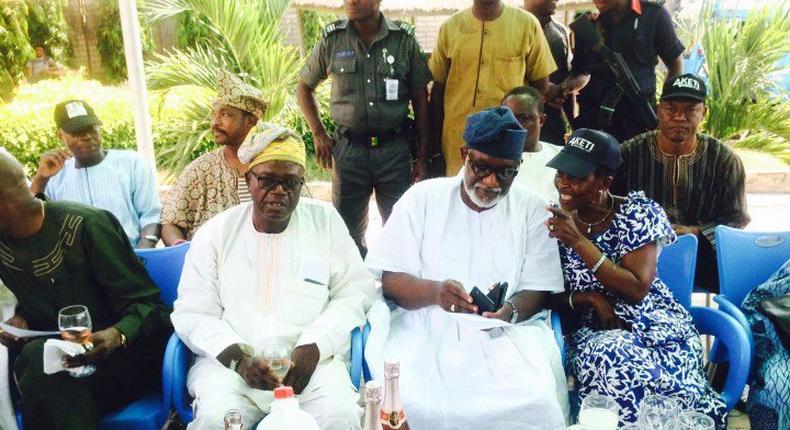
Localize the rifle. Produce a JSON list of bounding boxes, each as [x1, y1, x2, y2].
[[570, 13, 658, 130]]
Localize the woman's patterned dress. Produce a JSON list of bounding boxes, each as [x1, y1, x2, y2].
[[559, 191, 727, 428]]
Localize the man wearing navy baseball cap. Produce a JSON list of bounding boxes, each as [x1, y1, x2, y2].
[[364, 107, 570, 429], [612, 73, 750, 292]]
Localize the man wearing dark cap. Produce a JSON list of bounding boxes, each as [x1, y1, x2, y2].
[[30, 99, 161, 248], [364, 107, 569, 429], [612, 73, 750, 292]]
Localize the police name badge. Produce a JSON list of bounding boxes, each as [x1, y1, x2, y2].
[[385, 78, 398, 100]]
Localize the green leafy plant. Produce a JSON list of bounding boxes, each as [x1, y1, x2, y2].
[[299, 9, 337, 54], [26, 0, 72, 65], [0, 1, 34, 99], [96, 0, 154, 83], [680, 2, 790, 163], [144, 0, 305, 177], [0, 0, 72, 99]]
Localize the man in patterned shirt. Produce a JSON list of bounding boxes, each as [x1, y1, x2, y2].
[[612, 73, 750, 292], [161, 71, 268, 245]]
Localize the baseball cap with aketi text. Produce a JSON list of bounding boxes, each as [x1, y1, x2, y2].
[[546, 128, 622, 178], [661, 73, 707, 103], [54, 100, 102, 133]]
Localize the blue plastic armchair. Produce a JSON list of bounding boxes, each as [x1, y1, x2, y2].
[[14, 242, 191, 430], [688, 306, 751, 411], [712, 226, 790, 360], [657, 234, 697, 310], [165, 324, 368, 424]]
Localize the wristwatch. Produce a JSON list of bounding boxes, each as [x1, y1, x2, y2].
[[505, 299, 519, 324], [143, 234, 159, 242]]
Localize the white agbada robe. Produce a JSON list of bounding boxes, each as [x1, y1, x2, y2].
[[513, 142, 562, 204], [365, 177, 570, 430], [172, 199, 376, 430]]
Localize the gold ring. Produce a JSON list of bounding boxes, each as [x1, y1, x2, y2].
[[450, 304, 456, 312], [549, 225, 556, 231], [84, 342, 94, 351]]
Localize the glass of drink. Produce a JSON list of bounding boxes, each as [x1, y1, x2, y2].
[[665, 411, 715, 430], [223, 408, 243, 430], [638, 394, 679, 430], [262, 338, 292, 382], [58, 305, 96, 377], [579, 393, 619, 430]]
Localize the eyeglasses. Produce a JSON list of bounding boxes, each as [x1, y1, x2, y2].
[[250, 174, 304, 193], [467, 158, 519, 181]]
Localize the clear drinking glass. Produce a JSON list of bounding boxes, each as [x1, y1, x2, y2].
[[57, 305, 96, 377], [666, 411, 715, 430], [579, 393, 620, 430], [262, 339, 292, 382], [638, 394, 679, 430], [223, 408, 243, 430]]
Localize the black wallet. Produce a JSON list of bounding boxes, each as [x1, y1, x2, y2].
[[470, 282, 508, 315]]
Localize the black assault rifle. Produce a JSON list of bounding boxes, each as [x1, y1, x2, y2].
[[570, 13, 658, 130]]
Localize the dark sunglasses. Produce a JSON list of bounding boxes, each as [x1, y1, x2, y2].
[[249, 174, 304, 193], [467, 159, 519, 181]]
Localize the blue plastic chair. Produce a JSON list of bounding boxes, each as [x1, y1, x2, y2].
[[14, 242, 191, 430], [657, 234, 697, 310], [165, 324, 368, 423], [711, 226, 790, 368]]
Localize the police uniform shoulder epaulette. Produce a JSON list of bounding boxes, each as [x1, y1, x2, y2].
[[322, 19, 347, 37], [395, 20, 415, 36]]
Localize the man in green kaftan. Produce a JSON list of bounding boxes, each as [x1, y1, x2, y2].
[[0, 148, 171, 430]]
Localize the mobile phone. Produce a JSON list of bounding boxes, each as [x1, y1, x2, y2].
[[470, 287, 497, 314]]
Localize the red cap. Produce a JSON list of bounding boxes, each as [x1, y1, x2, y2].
[[274, 386, 294, 399]]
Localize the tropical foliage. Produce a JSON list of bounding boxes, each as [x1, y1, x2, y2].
[[299, 9, 337, 54], [96, 0, 154, 83], [144, 0, 304, 177], [0, 0, 72, 100], [678, 2, 790, 163]]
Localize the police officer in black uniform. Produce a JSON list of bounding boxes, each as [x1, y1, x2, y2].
[[556, 0, 684, 142], [296, 0, 431, 257]]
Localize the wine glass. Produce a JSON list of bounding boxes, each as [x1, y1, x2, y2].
[[665, 411, 715, 430], [262, 338, 292, 382], [578, 393, 619, 430], [638, 394, 679, 430], [58, 305, 96, 377]]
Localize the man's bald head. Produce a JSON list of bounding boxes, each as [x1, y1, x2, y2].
[[0, 149, 27, 197]]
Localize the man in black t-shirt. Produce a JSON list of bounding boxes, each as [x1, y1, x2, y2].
[[556, 0, 684, 142], [524, 0, 573, 146]]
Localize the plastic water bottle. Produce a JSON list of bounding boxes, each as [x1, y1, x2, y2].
[[257, 386, 319, 430]]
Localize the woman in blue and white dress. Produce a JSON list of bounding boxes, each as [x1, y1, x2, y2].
[[545, 129, 727, 428]]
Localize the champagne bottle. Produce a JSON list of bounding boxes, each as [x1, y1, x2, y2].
[[381, 361, 410, 430], [363, 380, 384, 430]]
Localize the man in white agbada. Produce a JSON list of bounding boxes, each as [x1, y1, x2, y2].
[[365, 107, 570, 429], [172, 126, 375, 429], [504, 86, 562, 203]]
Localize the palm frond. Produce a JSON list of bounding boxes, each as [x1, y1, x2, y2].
[[146, 45, 231, 91]]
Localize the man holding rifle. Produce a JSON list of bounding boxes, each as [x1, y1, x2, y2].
[[551, 0, 684, 142]]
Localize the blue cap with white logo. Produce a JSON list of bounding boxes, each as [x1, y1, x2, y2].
[[546, 128, 622, 178]]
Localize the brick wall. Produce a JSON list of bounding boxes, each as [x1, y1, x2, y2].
[[414, 15, 450, 53]]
